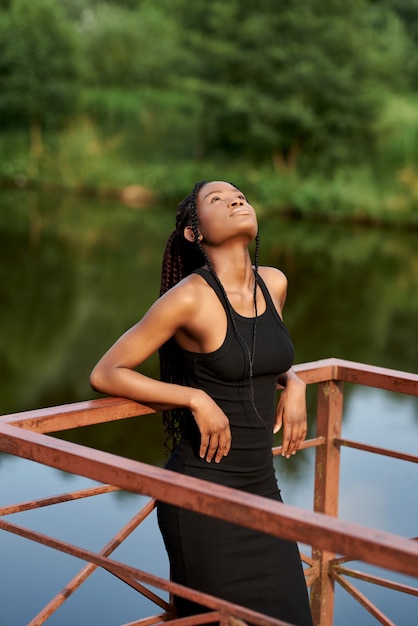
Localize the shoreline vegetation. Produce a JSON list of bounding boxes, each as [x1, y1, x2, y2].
[[1, 135, 418, 229], [2, 90, 418, 228]]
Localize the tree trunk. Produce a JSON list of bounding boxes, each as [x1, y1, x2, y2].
[[29, 116, 43, 177]]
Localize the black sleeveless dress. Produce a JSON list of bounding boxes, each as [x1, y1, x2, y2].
[[157, 268, 313, 626]]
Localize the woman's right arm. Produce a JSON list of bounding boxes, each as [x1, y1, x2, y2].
[[90, 283, 231, 463]]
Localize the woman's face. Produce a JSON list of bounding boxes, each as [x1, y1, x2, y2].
[[196, 181, 258, 246]]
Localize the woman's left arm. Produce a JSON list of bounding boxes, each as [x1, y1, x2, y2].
[[274, 369, 307, 458], [259, 266, 307, 458]]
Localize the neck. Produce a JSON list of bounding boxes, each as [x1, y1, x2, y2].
[[204, 245, 254, 289]]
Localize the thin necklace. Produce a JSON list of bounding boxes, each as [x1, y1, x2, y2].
[[242, 274, 269, 431]]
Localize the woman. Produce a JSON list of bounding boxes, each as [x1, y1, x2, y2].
[[90, 180, 313, 625]]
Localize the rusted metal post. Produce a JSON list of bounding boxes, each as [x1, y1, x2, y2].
[[310, 379, 344, 626]]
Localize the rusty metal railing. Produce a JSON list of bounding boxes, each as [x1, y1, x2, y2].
[[0, 358, 417, 626]]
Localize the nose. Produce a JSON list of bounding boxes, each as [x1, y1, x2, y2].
[[229, 196, 244, 208]]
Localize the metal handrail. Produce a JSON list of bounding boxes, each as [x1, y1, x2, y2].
[[0, 358, 417, 625]]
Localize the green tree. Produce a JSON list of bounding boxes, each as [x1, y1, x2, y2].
[[0, 0, 81, 169], [80, 1, 197, 159], [389, 0, 418, 42], [387, 0, 418, 86], [82, 2, 182, 88], [175, 0, 411, 170]]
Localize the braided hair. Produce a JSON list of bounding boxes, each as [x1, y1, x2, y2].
[[159, 181, 261, 451]]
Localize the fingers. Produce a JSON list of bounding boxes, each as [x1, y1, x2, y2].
[[273, 409, 283, 434], [199, 433, 210, 460], [215, 428, 232, 463], [199, 426, 231, 463], [281, 420, 307, 459], [199, 433, 220, 463]]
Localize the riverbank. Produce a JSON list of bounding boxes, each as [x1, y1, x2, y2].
[[2, 126, 418, 227]]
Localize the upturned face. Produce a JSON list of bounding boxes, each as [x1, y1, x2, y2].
[[196, 181, 258, 246]]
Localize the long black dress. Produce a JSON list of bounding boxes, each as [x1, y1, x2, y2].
[[157, 268, 313, 626]]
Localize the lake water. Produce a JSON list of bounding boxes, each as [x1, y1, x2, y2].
[[0, 189, 417, 625]]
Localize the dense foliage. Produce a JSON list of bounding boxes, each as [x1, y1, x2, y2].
[[0, 0, 80, 154], [1, 0, 418, 222]]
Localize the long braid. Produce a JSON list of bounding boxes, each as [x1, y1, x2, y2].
[[159, 181, 207, 450], [160, 185, 206, 297]]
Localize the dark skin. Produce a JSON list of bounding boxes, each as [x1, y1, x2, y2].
[[90, 181, 307, 463]]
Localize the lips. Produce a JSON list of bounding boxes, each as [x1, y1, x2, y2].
[[230, 207, 250, 216]]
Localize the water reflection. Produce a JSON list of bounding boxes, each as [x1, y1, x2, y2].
[[2, 190, 417, 417], [0, 455, 168, 625], [259, 217, 418, 373], [1, 190, 417, 624]]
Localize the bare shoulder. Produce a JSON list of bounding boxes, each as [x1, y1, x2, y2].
[[259, 265, 288, 288], [150, 271, 212, 326], [159, 271, 210, 310], [258, 266, 289, 314], [156, 270, 221, 352]]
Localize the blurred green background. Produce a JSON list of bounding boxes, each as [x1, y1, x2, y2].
[[2, 0, 418, 224]]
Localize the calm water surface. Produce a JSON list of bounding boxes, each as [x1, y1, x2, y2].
[[0, 190, 417, 625]]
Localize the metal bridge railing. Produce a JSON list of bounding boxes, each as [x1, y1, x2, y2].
[[0, 358, 417, 626]]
